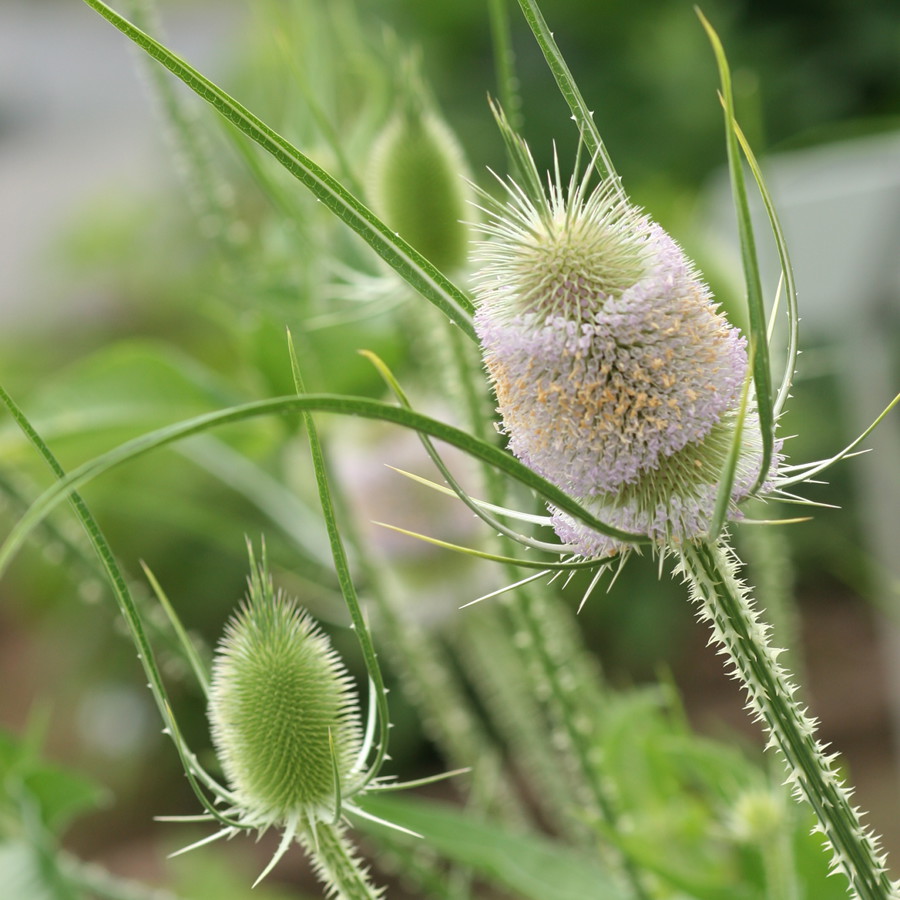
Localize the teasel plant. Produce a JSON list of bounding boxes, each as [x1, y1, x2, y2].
[[2, 0, 900, 898], [0, 342, 471, 899]]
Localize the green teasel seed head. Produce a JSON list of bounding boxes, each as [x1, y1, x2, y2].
[[368, 69, 473, 274], [208, 552, 363, 824]]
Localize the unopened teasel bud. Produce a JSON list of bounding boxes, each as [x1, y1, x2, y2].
[[208, 562, 362, 824], [369, 91, 473, 274]]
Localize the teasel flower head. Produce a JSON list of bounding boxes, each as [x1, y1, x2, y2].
[[474, 143, 772, 558]]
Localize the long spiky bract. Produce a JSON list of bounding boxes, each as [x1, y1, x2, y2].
[[288, 336, 391, 791]]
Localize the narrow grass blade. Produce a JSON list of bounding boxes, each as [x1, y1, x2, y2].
[[778, 392, 900, 487], [80, 0, 476, 340], [709, 362, 754, 538], [489, 0, 523, 130], [0, 384, 244, 832], [140, 561, 210, 699], [489, 0, 525, 168], [731, 120, 800, 420], [286, 334, 389, 788], [124, 0, 239, 258], [515, 0, 624, 197], [698, 11, 774, 495], [386, 465, 552, 525], [0, 394, 647, 580], [371, 521, 594, 570]]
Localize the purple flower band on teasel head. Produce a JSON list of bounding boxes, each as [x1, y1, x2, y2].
[[474, 162, 772, 557]]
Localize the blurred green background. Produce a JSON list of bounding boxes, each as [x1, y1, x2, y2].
[[1, 0, 899, 896]]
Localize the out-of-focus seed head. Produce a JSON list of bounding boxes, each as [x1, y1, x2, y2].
[[474, 151, 766, 556], [208, 555, 362, 825], [368, 80, 473, 275]]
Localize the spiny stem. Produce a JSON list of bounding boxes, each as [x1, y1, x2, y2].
[[451, 605, 594, 844], [679, 540, 898, 900], [301, 820, 385, 900], [501, 586, 654, 900], [436, 314, 651, 895]]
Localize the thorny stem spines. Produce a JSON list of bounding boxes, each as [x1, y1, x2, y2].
[[300, 819, 385, 900], [451, 604, 596, 846], [679, 541, 899, 900], [500, 585, 654, 900]]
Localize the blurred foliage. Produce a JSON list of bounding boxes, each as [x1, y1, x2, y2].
[[1, 0, 898, 896]]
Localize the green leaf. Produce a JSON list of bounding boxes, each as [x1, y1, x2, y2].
[[20, 769, 108, 838], [515, 0, 624, 196], [0, 841, 61, 900], [0, 341, 240, 457], [0, 392, 647, 578], [80, 0, 477, 340], [710, 369, 754, 539], [730, 120, 799, 422], [697, 11, 775, 495], [0, 730, 109, 836], [357, 794, 626, 900]]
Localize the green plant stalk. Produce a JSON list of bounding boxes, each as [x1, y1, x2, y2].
[[500, 586, 654, 900], [514, 0, 624, 198], [374, 580, 527, 823], [452, 605, 596, 846], [125, 0, 240, 258], [80, 0, 477, 339], [739, 505, 804, 684], [300, 820, 384, 900], [679, 540, 898, 900], [488, 0, 524, 134], [760, 823, 801, 900], [436, 312, 652, 894], [358, 833, 462, 900]]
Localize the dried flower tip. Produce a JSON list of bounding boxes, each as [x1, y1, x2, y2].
[[208, 556, 362, 825]]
